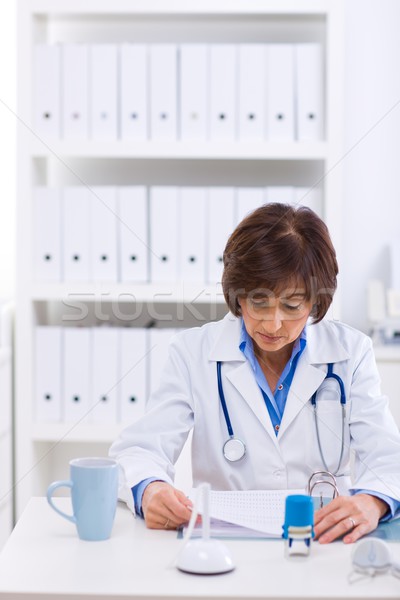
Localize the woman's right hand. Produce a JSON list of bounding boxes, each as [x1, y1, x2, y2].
[[142, 481, 193, 529]]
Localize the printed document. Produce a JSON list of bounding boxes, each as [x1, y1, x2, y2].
[[186, 489, 304, 538]]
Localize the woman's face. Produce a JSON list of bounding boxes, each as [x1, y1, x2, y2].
[[239, 290, 313, 357]]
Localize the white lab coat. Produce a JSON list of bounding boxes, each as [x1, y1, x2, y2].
[[110, 313, 400, 513]]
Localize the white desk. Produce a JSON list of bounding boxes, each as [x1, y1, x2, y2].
[[0, 498, 399, 600]]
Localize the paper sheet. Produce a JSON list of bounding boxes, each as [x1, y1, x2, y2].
[[183, 489, 400, 541], [189, 489, 304, 537]]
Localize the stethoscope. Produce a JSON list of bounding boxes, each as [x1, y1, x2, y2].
[[307, 471, 340, 508], [217, 361, 248, 462], [217, 361, 347, 474], [310, 363, 346, 475]]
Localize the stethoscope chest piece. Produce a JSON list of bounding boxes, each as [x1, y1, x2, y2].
[[223, 437, 246, 462]]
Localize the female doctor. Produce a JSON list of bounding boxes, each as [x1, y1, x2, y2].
[[110, 203, 400, 544]]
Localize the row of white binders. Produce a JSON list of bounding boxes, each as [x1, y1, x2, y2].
[[35, 43, 323, 142], [34, 185, 322, 284], [35, 326, 178, 425]]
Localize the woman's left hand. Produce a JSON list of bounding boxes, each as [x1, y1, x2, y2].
[[314, 494, 389, 544]]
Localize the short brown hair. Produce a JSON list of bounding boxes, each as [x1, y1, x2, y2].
[[222, 203, 338, 323]]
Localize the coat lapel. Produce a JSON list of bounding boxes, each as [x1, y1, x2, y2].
[[208, 313, 278, 446], [277, 360, 325, 437], [225, 362, 279, 445], [278, 320, 350, 438], [208, 312, 244, 363]]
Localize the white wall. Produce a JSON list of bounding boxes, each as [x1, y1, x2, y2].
[[0, 0, 16, 300], [342, 0, 400, 332]]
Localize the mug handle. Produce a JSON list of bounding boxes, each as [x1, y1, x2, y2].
[[47, 480, 76, 524]]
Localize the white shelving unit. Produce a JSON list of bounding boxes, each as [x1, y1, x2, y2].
[[0, 346, 13, 548], [374, 344, 400, 431], [31, 140, 329, 160], [16, 0, 344, 516], [30, 282, 225, 302]]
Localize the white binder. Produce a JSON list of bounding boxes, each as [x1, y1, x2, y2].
[[236, 188, 266, 224], [91, 328, 119, 424], [62, 187, 91, 282], [266, 44, 295, 141], [149, 45, 177, 140], [118, 186, 149, 283], [209, 45, 237, 141], [179, 44, 208, 141], [119, 328, 147, 424], [294, 187, 323, 217], [207, 188, 236, 283], [149, 187, 179, 282], [89, 186, 118, 282], [179, 187, 207, 282], [89, 44, 118, 141], [35, 327, 62, 422], [295, 44, 324, 141], [238, 44, 266, 141], [120, 44, 148, 141], [33, 187, 61, 282], [63, 327, 91, 424], [34, 44, 61, 138], [61, 44, 89, 140], [148, 328, 176, 396], [266, 186, 295, 205]]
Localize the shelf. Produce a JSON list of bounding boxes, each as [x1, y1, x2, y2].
[[373, 344, 400, 362], [30, 282, 225, 303], [32, 423, 123, 443], [30, 140, 328, 161], [29, 0, 332, 16]]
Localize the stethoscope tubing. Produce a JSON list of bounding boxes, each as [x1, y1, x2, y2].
[[217, 362, 246, 461], [311, 363, 346, 475], [217, 361, 234, 438], [217, 360, 346, 472], [312, 402, 346, 475]]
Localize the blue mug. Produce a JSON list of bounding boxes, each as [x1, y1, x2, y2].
[[47, 457, 118, 541]]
